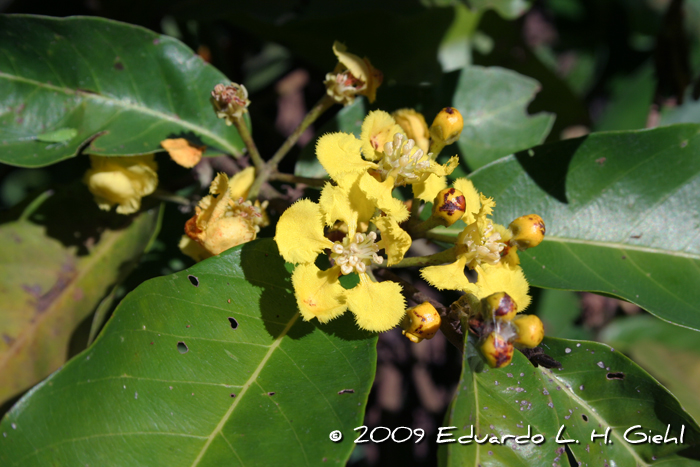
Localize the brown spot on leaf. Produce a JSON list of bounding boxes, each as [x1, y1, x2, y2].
[[606, 372, 625, 380], [114, 61, 124, 71], [595, 157, 606, 166], [338, 389, 355, 394]]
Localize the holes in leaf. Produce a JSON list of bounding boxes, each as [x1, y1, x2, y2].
[[188, 275, 199, 287], [177, 341, 189, 354], [581, 414, 589, 422], [606, 372, 625, 380], [228, 317, 238, 330]]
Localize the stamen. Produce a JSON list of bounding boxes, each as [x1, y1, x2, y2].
[[330, 231, 384, 275]]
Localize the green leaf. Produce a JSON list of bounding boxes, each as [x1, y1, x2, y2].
[[440, 336, 700, 466], [0, 239, 376, 466], [467, 125, 700, 331], [453, 66, 554, 170], [535, 289, 591, 341], [0, 15, 245, 168], [0, 186, 161, 406], [468, 0, 531, 19], [602, 315, 700, 424]]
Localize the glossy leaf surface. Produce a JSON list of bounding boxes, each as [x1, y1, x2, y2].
[[453, 66, 554, 170], [440, 337, 700, 466], [0, 239, 376, 466], [0, 15, 245, 168], [437, 125, 700, 330]]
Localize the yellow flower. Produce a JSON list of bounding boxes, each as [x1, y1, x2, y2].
[[274, 195, 406, 332], [360, 111, 459, 202], [420, 178, 532, 311], [324, 41, 383, 106], [84, 154, 158, 215], [179, 168, 268, 262]]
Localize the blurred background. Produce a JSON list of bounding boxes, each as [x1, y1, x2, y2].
[[2, 1, 700, 465]]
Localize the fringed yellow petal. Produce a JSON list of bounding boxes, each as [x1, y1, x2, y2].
[[319, 181, 375, 236], [292, 264, 347, 323], [197, 173, 231, 229], [475, 265, 531, 312], [275, 199, 333, 264], [360, 110, 404, 161], [373, 216, 412, 266], [420, 256, 477, 292], [229, 166, 256, 200], [427, 156, 459, 177], [453, 178, 481, 224], [346, 274, 405, 332], [358, 173, 409, 223], [316, 132, 375, 186], [412, 174, 447, 202]]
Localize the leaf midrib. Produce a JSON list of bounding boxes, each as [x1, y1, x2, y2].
[[0, 71, 241, 156], [189, 312, 301, 467]]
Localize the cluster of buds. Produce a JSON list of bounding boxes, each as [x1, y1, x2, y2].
[[211, 83, 250, 125], [473, 292, 545, 368]]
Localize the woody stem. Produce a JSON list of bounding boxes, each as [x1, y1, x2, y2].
[[232, 116, 265, 171]]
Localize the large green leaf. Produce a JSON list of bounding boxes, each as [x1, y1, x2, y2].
[[0, 15, 245, 168], [0, 186, 161, 406], [0, 239, 376, 466], [602, 315, 700, 424], [440, 337, 700, 466], [453, 66, 554, 170], [460, 124, 700, 331], [468, 0, 531, 19]]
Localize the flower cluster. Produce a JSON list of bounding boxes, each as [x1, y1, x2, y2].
[[275, 110, 462, 331], [473, 292, 545, 368]]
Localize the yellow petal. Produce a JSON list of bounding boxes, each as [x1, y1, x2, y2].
[[360, 110, 404, 161], [412, 174, 447, 202], [392, 108, 430, 153], [274, 199, 333, 264], [319, 182, 374, 235], [373, 216, 412, 266], [475, 265, 531, 312], [229, 166, 256, 200], [84, 154, 158, 215], [160, 138, 204, 168], [346, 274, 405, 332], [420, 256, 477, 292], [178, 235, 211, 262], [428, 156, 459, 177], [453, 178, 481, 224], [316, 132, 376, 186], [333, 41, 370, 88], [358, 172, 409, 223], [292, 263, 347, 323], [198, 173, 231, 226]]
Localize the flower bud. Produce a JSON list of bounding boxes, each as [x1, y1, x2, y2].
[[481, 291, 518, 322], [392, 108, 430, 153], [430, 107, 464, 152], [401, 302, 441, 343], [211, 83, 250, 125], [512, 314, 545, 348], [509, 214, 545, 250], [480, 331, 514, 368], [432, 188, 466, 227], [84, 154, 158, 215], [324, 41, 383, 106]]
